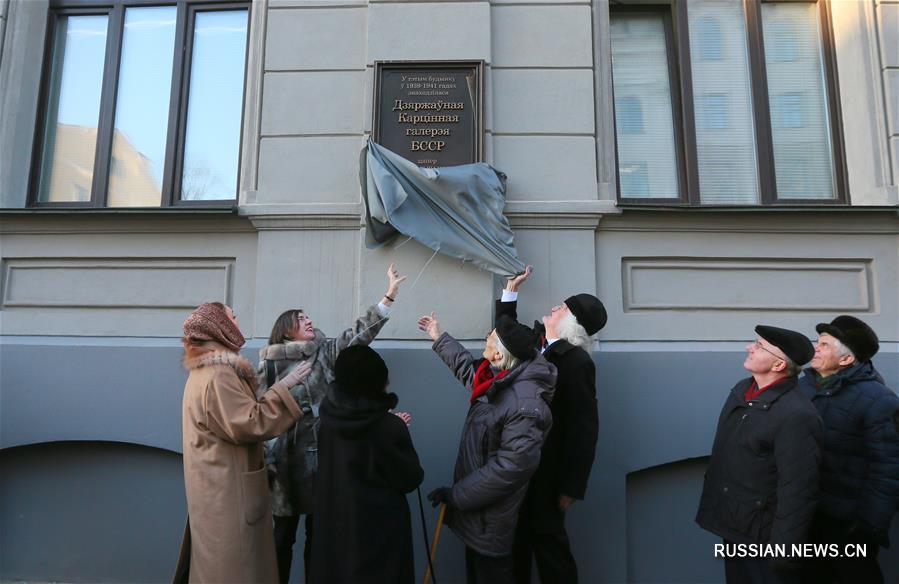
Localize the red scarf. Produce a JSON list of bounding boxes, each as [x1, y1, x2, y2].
[[471, 360, 509, 404], [744, 377, 787, 401]]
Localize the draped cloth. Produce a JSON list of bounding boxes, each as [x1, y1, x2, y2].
[[361, 140, 526, 278]]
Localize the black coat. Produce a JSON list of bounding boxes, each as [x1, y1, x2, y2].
[[496, 299, 599, 532], [798, 362, 899, 546], [696, 376, 823, 548], [309, 388, 424, 584]]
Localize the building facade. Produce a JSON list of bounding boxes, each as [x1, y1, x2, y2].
[[1, 0, 897, 582]]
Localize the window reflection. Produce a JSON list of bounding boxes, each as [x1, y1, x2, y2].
[[611, 12, 680, 199], [689, 0, 759, 204], [180, 9, 248, 201], [762, 2, 834, 199], [107, 6, 177, 207], [37, 15, 109, 203]]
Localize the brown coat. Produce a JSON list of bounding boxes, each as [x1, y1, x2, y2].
[[175, 342, 302, 584]]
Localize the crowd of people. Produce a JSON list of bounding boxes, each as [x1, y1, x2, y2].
[[173, 263, 898, 584]]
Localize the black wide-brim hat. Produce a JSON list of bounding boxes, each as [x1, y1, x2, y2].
[[755, 325, 814, 365], [565, 293, 607, 336], [495, 315, 537, 362], [334, 345, 389, 394], [815, 315, 879, 362]]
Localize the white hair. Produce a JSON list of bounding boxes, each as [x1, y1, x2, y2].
[[557, 311, 592, 351], [493, 335, 520, 371], [832, 337, 855, 360]]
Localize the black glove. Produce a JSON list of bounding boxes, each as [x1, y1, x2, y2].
[[428, 487, 453, 508]]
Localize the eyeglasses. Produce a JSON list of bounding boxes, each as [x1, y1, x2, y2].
[[753, 341, 785, 362]]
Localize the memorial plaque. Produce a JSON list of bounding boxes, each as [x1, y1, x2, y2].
[[373, 61, 484, 167]]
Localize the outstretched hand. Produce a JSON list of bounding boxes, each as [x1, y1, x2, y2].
[[417, 312, 442, 341], [385, 262, 407, 299], [505, 265, 533, 292]]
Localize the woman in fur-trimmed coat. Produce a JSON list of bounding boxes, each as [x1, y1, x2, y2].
[[256, 263, 406, 584], [174, 302, 310, 584]]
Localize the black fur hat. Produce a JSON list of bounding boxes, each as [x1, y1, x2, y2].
[[335, 345, 389, 394], [564, 293, 607, 336], [816, 315, 879, 362]]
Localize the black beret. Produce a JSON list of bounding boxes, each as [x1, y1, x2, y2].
[[755, 325, 814, 366], [816, 315, 879, 362], [334, 345, 388, 394], [495, 315, 537, 362], [565, 293, 607, 336]]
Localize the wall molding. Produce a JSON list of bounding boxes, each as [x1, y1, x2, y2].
[[1, 257, 234, 309], [622, 256, 874, 312]]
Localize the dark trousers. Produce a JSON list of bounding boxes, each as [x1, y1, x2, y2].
[[512, 523, 578, 584], [801, 516, 883, 584], [724, 557, 799, 584], [274, 514, 313, 584], [722, 540, 799, 584], [465, 547, 514, 584]]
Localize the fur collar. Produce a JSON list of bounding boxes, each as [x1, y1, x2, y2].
[[258, 329, 327, 361], [183, 342, 258, 391]]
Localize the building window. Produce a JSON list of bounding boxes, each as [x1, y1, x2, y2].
[[700, 94, 729, 130], [616, 96, 645, 135], [610, 0, 845, 206], [610, 10, 682, 201], [694, 17, 723, 61], [620, 163, 650, 197], [32, 0, 249, 208]]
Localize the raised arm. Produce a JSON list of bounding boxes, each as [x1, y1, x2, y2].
[[324, 263, 407, 365], [418, 312, 478, 389]]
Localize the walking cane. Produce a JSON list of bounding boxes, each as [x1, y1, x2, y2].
[[423, 503, 446, 584]]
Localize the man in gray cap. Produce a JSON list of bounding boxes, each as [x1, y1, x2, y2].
[[498, 267, 605, 584], [696, 325, 823, 584], [799, 316, 899, 584]]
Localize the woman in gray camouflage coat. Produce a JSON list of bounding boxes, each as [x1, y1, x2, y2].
[[257, 263, 407, 584]]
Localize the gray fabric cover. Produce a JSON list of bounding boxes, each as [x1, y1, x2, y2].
[[362, 140, 526, 278]]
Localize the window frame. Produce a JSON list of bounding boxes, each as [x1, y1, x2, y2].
[[610, 0, 848, 207], [28, 0, 251, 209]]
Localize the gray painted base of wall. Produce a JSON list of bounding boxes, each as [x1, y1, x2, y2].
[[1, 343, 897, 583]]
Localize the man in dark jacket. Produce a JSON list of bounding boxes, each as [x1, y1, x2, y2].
[[418, 312, 556, 584], [799, 316, 899, 584], [696, 325, 823, 584], [309, 345, 424, 584], [495, 266, 603, 584]]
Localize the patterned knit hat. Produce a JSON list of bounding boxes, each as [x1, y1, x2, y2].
[[182, 302, 245, 352]]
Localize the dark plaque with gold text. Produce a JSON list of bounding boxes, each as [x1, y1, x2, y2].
[[373, 61, 483, 167]]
